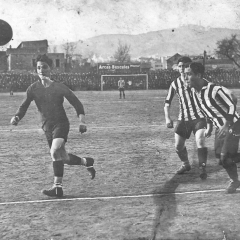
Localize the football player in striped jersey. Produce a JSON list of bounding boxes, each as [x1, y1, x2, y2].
[[164, 57, 211, 179], [185, 62, 240, 193]]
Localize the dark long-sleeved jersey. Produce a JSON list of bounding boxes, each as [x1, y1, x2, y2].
[[15, 81, 85, 127]]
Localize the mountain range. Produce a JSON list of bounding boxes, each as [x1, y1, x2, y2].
[[50, 25, 240, 59]]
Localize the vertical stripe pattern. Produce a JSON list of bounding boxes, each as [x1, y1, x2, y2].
[[165, 77, 204, 121], [192, 82, 239, 128]]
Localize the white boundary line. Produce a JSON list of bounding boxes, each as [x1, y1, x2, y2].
[[0, 124, 161, 132], [0, 189, 226, 206]]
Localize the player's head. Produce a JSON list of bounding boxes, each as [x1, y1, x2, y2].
[[184, 62, 205, 89], [177, 56, 192, 74], [36, 54, 52, 78], [36, 54, 53, 67]]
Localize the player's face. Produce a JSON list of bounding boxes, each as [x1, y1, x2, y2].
[[37, 61, 51, 78], [178, 62, 188, 74], [184, 67, 197, 88]]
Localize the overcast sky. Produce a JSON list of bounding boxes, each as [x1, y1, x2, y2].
[[1, 0, 240, 47]]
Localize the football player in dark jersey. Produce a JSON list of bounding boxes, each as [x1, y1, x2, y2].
[[10, 54, 95, 197]]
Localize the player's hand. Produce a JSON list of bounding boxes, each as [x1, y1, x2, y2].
[[10, 116, 19, 126], [218, 124, 229, 139], [166, 119, 174, 128], [79, 123, 87, 134]]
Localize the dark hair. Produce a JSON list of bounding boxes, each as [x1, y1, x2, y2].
[[177, 56, 192, 64], [189, 62, 205, 77], [36, 54, 53, 67]]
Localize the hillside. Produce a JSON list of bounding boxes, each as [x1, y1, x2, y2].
[[50, 25, 240, 59]]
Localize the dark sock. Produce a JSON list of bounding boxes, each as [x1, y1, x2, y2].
[[67, 153, 86, 166], [176, 147, 189, 163], [53, 161, 64, 177], [225, 164, 238, 181], [221, 155, 239, 181]]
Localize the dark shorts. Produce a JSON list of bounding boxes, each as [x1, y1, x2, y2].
[[119, 88, 125, 92], [43, 121, 70, 147], [175, 118, 207, 139], [215, 128, 240, 158]]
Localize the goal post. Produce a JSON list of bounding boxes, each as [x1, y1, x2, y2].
[[100, 74, 148, 91]]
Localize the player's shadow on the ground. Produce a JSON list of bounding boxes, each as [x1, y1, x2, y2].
[[150, 159, 225, 240]]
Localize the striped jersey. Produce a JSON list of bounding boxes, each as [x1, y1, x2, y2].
[[165, 76, 205, 121], [191, 80, 239, 128]]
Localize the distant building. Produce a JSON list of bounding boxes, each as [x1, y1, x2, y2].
[[6, 40, 65, 73], [138, 56, 167, 71], [150, 57, 167, 70], [0, 51, 7, 72], [166, 53, 182, 69], [140, 62, 151, 73], [139, 57, 154, 63], [194, 58, 235, 70]]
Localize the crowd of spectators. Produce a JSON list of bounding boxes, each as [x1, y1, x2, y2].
[[0, 68, 240, 92], [149, 68, 240, 89]]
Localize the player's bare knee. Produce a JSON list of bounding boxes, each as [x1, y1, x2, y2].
[[196, 138, 205, 148], [50, 146, 61, 160], [50, 145, 66, 161], [195, 132, 205, 148], [50, 138, 66, 161], [174, 134, 185, 152]]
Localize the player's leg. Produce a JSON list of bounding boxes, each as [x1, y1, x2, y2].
[[42, 137, 66, 197], [215, 129, 240, 165], [41, 123, 69, 197], [54, 121, 95, 179], [220, 132, 240, 193], [214, 128, 224, 165], [66, 153, 96, 179], [119, 88, 122, 99], [194, 119, 208, 180], [174, 121, 191, 174], [226, 135, 240, 163], [175, 133, 191, 174], [123, 89, 125, 99]]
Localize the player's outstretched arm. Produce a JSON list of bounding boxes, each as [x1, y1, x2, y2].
[[79, 114, 87, 134]]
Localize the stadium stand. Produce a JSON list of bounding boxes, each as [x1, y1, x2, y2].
[[0, 68, 240, 92]]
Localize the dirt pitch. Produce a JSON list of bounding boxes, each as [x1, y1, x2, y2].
[[1, 89, 240, 240]]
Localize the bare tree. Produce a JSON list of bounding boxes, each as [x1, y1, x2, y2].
[[53, 46, 57, 53], [114, 40, 131, 63], [63, 42, 77, 61], [215, 34, 240, 68], [63, 42, 77, 72]]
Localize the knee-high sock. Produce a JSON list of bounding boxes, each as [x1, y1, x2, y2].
[[225, 164, 238, 181], [53, 161, 64, 177], [53, 161, 64, 185], [67, 153, 86, 166]]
